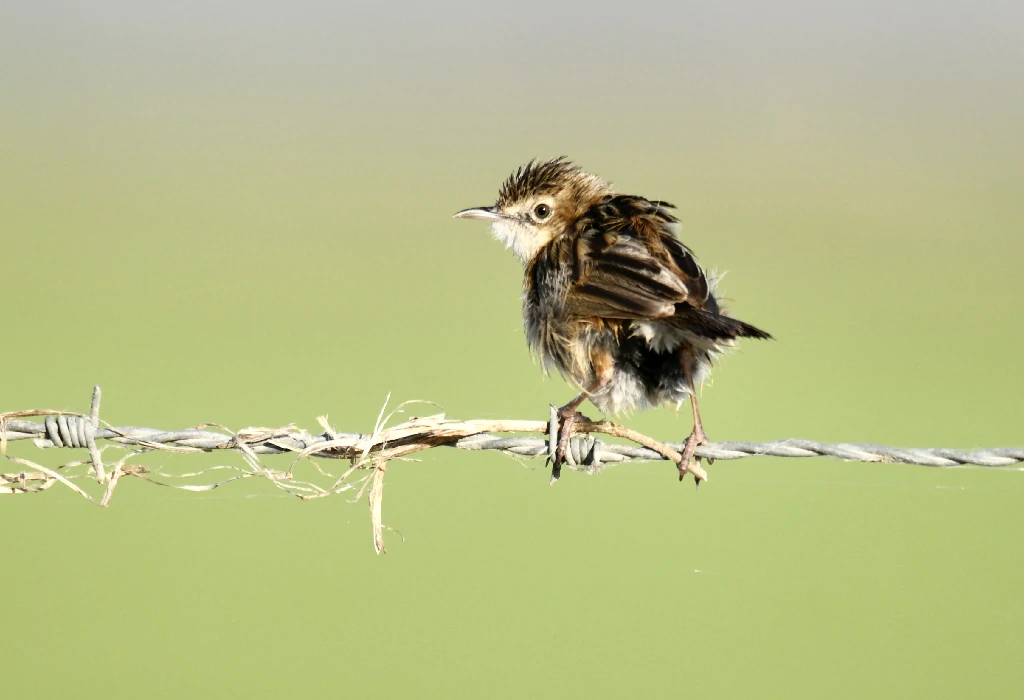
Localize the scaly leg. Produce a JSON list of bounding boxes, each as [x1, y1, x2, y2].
[[551, 351, 613, 480], [678, 355, 711, 485], [551, 379, 602, 480]]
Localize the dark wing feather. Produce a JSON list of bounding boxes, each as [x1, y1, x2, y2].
[[562, 196, 710, 320], [566, 234, 690, 318]]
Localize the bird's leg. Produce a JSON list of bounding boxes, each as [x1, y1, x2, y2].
[[552, 392, 587, 475], [551, 353, 613, 480], [679, 392, 710, 482], [550, 382, 599, 480], [678, 355, 711, 485]]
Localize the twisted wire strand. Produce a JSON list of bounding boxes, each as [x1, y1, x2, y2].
[[7, 389, 1016, 552], [3, 415, 1022, 470]]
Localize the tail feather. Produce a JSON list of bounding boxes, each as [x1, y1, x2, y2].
[[670, 305, 772, 341]]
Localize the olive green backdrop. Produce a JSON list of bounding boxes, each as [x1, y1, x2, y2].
[[3, 2, 1022, 698]]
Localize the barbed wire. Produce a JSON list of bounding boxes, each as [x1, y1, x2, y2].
[[4, 399, 1021, 469], [3, 387, 1021, 551], [5, 415, 1024, 469]]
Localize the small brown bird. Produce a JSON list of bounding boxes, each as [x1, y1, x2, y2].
[[454, 158, 771, 481]]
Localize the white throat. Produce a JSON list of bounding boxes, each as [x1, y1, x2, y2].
[[491, 219, 544, 263]]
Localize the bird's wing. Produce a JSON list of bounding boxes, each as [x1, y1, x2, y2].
[[564, 225, 710, 320]]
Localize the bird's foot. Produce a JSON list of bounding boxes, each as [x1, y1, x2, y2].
[[548, 404, 591, 482], [678, 425, 712, 488]]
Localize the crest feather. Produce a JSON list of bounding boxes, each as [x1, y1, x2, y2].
[[497, 157, 592, 207]]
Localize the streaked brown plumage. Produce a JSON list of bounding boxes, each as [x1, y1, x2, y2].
[[455, 158, 771, 482]]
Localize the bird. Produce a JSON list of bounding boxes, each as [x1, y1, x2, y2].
[[453, 157, 771, 483]]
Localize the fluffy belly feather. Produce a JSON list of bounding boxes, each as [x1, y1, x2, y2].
[[588, 320, 724, 416], [528, 313, 729, 417]]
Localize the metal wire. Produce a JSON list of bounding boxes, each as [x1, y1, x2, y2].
[[4, 413, 1022, 470], [4, 386, 1020, 552]]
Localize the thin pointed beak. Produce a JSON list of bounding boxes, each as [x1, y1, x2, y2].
[[453, 206, 504, 222]]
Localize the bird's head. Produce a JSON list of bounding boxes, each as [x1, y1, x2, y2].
[[454, 157, 613, 262]]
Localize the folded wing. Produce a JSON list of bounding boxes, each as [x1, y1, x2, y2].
[[564, 225, 708, 320]]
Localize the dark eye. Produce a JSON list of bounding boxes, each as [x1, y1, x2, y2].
[[533, 203, 551, 219]]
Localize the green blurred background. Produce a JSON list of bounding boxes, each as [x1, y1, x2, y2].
[[3, 2, 1023, 697]]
